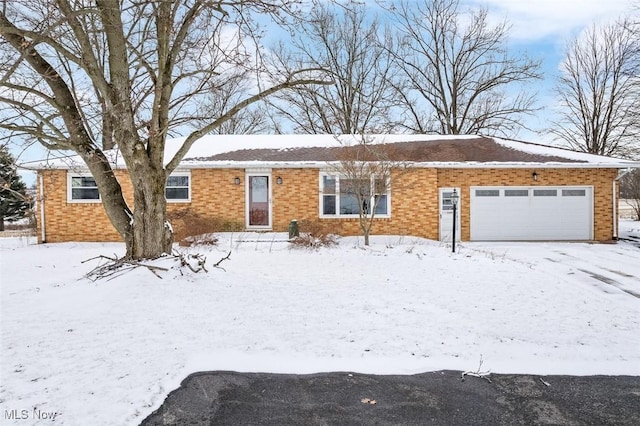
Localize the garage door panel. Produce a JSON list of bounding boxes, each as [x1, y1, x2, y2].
[[470, 186, 592, 241]]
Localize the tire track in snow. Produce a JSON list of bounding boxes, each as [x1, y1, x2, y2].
[[549, 249, 640, 299]]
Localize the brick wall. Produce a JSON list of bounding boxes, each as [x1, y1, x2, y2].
[[272, 168, 319, 231], [37, 169, 131, 243], [437, 168, 618, 241], [36, 167, 619, 243]]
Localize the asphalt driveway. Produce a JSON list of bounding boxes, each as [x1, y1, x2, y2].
[[141, 370, 640, 425]]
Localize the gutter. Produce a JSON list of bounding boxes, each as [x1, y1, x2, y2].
[[613, 168, 634, 240], [169, 161, 640, 170], [39, 173, 46, 243], [30, 159, 640, 171]]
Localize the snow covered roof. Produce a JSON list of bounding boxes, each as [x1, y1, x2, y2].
[[23, 134, 640, 170]]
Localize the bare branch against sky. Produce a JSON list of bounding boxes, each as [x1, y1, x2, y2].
[[387, 0, 542, 137], [551, 17, 640, 158], [0, 1, 332, 259]]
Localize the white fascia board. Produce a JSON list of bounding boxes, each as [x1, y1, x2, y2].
[[411, 161, 640, 169], [26, 160, 640, 171], [178, 161, 640, 169], [23, 158, 640, 171]]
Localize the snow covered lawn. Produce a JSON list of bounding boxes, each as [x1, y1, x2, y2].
[[1, 222, 640, 425]]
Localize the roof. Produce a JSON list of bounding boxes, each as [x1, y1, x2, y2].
[[186, 136, 579, 163], [23, 134, 640, 170]]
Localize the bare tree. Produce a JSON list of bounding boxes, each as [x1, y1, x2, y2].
[[389, 0, 541, 136], [270, 2, 401, 134], [329, 136, 405, 245], [195, 90, 271, 135], [0, 1, 331, 259], [191, 40, 271, 135], [620, 169, 640, 221], [551, 18, 640, 158]]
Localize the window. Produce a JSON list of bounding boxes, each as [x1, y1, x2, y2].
[[339, 178, 369, 214], [320, 173, 390, 217], [562, 189, 586, 197], [321, 175, 337, 215], [441, 191, 456, 211], [505, 189, 529, 197], [68, 174, 100, 202], [166, 173, 190, 202], [68, 172, 190, 203], [475, 189, 499, 197], [533, 189, 557, 197]]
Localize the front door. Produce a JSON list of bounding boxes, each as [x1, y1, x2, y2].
[[439, 188, 461, 242], [247, 175, 270, 228]]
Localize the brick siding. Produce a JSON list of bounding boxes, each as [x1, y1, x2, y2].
[[36, 167, 619, 243]]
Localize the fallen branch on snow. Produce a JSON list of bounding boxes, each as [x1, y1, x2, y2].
[[83, 248, 232, 280], [83, 255, 168, 281], [173, 250, 208, 274], [212, 251, 231, 271], [461, 354, 492, 383]]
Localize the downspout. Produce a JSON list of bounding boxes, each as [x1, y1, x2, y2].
[[613, 168, 633, 240], [39, 173, 46, 243], [613, 180, 617, 240]]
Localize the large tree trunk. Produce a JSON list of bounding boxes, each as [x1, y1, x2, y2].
[[80, 149, 172, 260], [128, 167, 173, 259]]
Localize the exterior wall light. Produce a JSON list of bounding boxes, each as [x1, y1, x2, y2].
[[532, 171, 538, 181], [234, 177, 241, 185], [276, 176, 283, 185]]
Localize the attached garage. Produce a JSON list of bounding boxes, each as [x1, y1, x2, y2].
[[470, 186, 593, 241], [32, 135, 640, 243]]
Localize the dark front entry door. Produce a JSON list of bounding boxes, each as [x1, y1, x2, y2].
[[248, 176, 269, 226]]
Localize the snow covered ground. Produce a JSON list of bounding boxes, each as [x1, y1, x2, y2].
[[1, 221, 639, 425]]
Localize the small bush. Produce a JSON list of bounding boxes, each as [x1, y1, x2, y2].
[[289, 220, 338, 249], [179, 233, 218, 247], [2, 209, 36, 232], [168, 208, 243, 246]]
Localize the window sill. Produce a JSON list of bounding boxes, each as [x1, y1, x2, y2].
[[67, 199, 102, 204], [320, 215, 391, 220]]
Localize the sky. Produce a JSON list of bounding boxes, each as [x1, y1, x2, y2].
[[461, 0, 635, 139], [469, 0, 633, 41], [10, 0, 638, 185]]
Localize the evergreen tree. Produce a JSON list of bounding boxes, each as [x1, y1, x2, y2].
[[0, 145, 29, 231]]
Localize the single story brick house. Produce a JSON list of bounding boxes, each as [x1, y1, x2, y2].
[[31, 134, 640, 244]]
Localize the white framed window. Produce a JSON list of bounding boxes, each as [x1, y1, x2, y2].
[[166, 172, 190, 202], [68, 173, 100, 203], [319, 173, 390, 218]]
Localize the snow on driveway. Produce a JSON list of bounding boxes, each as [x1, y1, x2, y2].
[[1, 222, 639, 425], [468, 240, 640, 299]]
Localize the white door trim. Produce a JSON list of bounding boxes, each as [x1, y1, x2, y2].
[[439, 187, 461, 242], [245, 172, 272, 229]]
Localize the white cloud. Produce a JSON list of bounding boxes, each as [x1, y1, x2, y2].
[[466, 0, 634, 41]]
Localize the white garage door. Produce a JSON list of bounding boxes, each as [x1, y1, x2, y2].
[[470, 186, 593, 241]]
